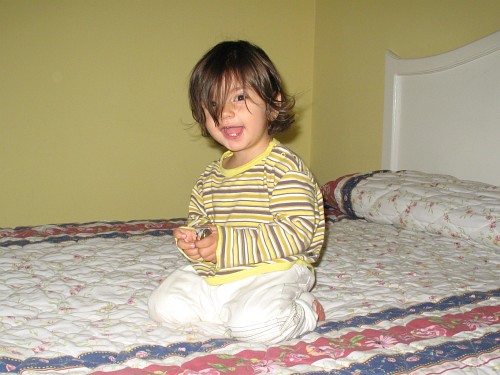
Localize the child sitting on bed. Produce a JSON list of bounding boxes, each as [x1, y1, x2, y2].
[[148, 40, 325, 344]]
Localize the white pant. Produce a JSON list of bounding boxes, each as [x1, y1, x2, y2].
[[148, 263, 319, 344]]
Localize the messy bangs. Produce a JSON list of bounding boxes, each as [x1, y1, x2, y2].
[[189, 40, 295, 137]]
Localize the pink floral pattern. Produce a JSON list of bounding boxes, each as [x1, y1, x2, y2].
[[91, 305, 499, 375]]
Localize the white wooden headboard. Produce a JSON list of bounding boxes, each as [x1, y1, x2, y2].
[[382, 31, 500, 186]]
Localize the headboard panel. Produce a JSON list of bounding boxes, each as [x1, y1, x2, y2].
[[382, 31, 500, 186]]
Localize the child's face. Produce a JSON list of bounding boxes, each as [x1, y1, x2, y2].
[[204, 85, 272, 164]]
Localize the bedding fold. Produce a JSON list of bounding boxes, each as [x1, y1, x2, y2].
[[322, 170, 500, 249]]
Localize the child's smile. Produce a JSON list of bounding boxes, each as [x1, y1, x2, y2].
[[221, 126, 244, 139]]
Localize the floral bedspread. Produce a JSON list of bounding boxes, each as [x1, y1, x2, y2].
[[1, 209, 499, 373]]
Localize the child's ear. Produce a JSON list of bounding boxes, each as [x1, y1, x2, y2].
[[268, 93, 281, 121]]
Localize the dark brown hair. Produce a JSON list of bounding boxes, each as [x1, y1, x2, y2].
[[189, 40, 295, 136]]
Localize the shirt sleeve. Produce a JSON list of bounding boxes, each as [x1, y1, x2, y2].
[[217, 170, 325, 269], [186, 177, 213, 228]]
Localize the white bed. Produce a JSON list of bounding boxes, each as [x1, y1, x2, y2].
[[0, 32, 499, 374]]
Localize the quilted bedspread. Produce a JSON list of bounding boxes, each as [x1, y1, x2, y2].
[[0, 171, 499, 374]]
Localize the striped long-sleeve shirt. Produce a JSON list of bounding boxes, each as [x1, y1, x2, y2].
[[184, 139, 325, 285]]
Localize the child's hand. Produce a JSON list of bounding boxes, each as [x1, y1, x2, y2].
[[195, 226, 218, 263], [173, 227, 201, 260]]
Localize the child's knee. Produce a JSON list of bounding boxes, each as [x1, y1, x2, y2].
[[148, 267, 205, 324], [149, 293, 195, 324], [148, 287, 174, 323], [148, 283, 199, 324]]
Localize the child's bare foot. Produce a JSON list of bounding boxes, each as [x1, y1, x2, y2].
[[313, 300, 325, 321]]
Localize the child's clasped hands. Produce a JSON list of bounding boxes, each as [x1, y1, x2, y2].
[[173, 226, 218, 263]]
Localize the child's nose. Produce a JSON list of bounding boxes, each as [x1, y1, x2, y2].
[[221, 102, 235, 120]]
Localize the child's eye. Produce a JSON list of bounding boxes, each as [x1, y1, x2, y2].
[[233, 94, 246, 102]]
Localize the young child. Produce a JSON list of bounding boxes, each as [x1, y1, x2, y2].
[[148, 40, 325, 344]]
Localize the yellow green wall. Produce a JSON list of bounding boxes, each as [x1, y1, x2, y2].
[[1, 0, 499, 228], [0, 0, 315, 227], [311, 0, 500, 185]]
